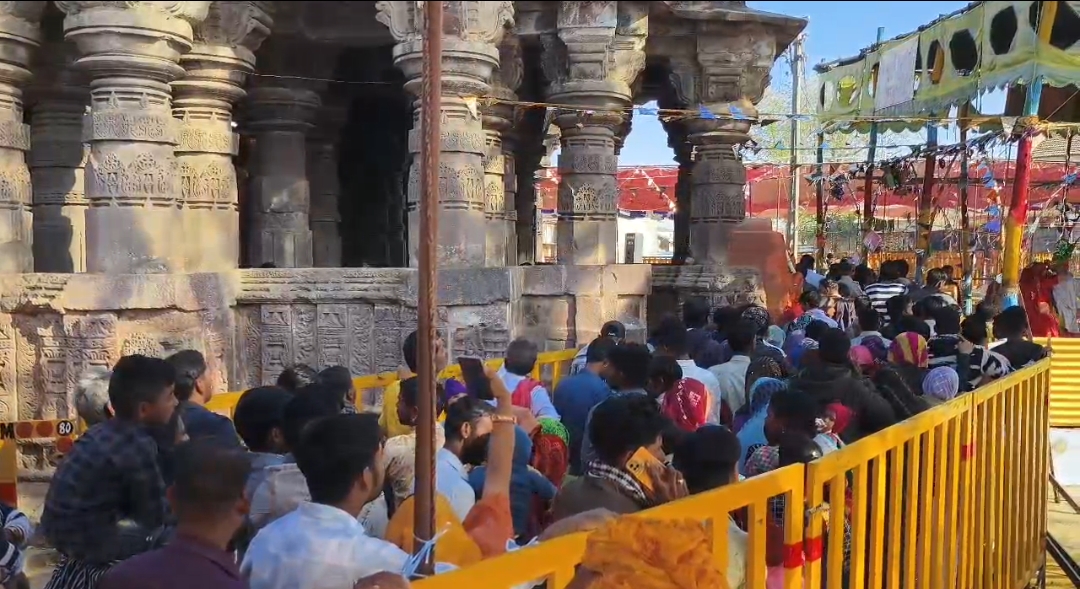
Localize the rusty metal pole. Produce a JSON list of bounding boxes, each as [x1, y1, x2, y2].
[[413, 0, 442, 575]]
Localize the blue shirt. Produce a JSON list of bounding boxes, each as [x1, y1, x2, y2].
[[181, 402, 241, 449], [553, 370, 612, 476], [467, 426, 556, 539]]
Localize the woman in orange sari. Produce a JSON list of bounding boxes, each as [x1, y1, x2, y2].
[[1019, 263, 1060, 337]]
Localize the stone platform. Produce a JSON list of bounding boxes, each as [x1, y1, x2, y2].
[[0, 264, 651, 425]]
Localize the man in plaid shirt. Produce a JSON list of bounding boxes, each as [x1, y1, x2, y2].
[[41, 355, 180, 589]]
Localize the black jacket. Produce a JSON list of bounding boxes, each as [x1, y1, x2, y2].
[[790, 362, 897, 441]]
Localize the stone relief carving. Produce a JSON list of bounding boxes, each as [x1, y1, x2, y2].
[[176, 125, 237, 154], [0, 164, 31, 206], [89, 152, 177, 204], [376, 1, 514, 45], [497, 33, 523, 92], [194, 0, 271, 55], [178, 160, 236, 209], [91, 111, 177, 144], [56, 1, 210, 22]]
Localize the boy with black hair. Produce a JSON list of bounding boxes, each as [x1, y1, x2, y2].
[[317, 365, 358, 414], [380, 330, 451, 438], [100, 442, 253, 589], [167, 350, 240, 448], [275, 365, 318, 393], [959, 316, 1011, 391], [41, 355, 179, 589], [555, 337, 615, 476], [992, 306, 1048, 369], [233, 386, 294, 496], [247, 393, 340, 531], [243, 414, 413, 589]]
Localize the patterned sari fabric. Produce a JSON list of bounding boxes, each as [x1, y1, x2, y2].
[[579, 518, 728, 589], [531, 418, 569, 488]]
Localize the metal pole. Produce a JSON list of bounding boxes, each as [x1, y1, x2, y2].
[[861, 26, 886, 259], [959, 103, 973, 314], [414, 0, 442, 574], [815, 130, 826, 265], [1003, 0, 1056, 308], [788, 35, 804, 257], [915, 123, 939, 285]]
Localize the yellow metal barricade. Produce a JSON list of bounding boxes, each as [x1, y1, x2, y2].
[[1047, 337, 1080, 427], [205, 348, 579, 417], [414, 360, 1052, 589], [413, 465, 807, 589]]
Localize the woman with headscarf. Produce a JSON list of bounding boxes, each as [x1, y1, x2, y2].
[[530, 417, 570, 489], [735, 378, 786, 473], [1020, 262, 1061, 337], [887, 332, 931, 396], [734, 357, 785, 431], [922, 367, 960, 406]]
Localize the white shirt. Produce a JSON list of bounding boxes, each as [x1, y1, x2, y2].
[[677, 359, 723, 425], [1054, 273, 1080, 332], [708, 355, 752, 414], [435, 447, 476, 521], [243, 502, 411, 589]]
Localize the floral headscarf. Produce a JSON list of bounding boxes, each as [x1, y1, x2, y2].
[[888, 332, 929, 369], [741, 305, 772, 335]]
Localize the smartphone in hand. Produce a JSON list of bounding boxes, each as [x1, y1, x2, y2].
[[624, 446, 665, 492], [458, 356, 492, 400]]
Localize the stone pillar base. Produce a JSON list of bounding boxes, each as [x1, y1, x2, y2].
[[556, 218, 619, 266], [650, 218, 801, 329]]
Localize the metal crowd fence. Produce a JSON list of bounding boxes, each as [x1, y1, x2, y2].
[[0, 349, 1056, 589]]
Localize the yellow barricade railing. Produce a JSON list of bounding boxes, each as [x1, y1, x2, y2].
[[413, 465, 807, 589], [415, 360, 1052, 589], [205, 347, 580, 418]]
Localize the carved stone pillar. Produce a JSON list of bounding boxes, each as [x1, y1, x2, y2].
[[244, 86, 318, 268], [57, 1, 209, 274], [0, 4, 45, 273], [672, 145, 692, 263], [481, 35, 522, 267], [308, 104, 346, 268], [172, 1, 271, 272], [668, 27, 776, 266], [542, 2, 646, 265], [377, 1, 514, 268], [29, 40, 88, 273]]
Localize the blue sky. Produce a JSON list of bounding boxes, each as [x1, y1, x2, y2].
[[618, 1, 1001, 165]]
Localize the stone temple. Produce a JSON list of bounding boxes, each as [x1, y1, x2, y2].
[[0, 1, 805, 425]]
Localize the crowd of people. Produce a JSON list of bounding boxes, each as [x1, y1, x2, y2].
[[9, 255, 1053, 589]]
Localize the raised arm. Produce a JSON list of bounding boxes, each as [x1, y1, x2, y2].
[[482, 366, 516, 499]]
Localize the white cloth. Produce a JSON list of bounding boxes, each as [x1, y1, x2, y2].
[[243, 502, 410, 589], [676, 359, 723, 425], [726, 517, 749, 589], [435, 447, 476, 521], [708, 355, 752, 414], [249, 462, 387, 538], [1055, 274, 1080, 332]]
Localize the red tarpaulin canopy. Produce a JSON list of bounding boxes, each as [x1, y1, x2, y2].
[[536, 162, 1078, 216]]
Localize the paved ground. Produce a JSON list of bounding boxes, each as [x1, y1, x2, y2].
[[1047, 485, 1080, 589]]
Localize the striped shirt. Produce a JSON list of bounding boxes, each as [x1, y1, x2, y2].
[[927, 335, 1012, 390], [864, 281, 908, 322]]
